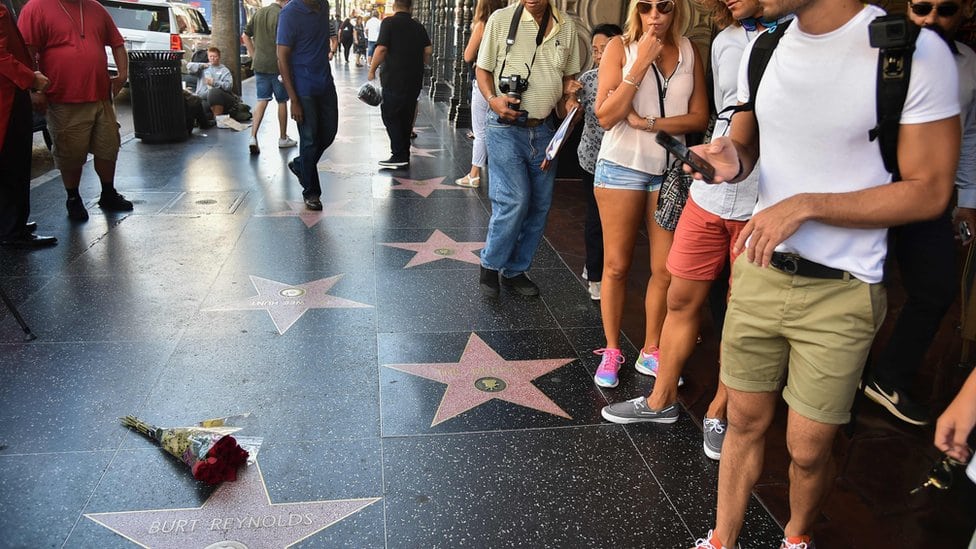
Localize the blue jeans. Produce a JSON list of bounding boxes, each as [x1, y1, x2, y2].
[[294, 87, 338, 198], [480, 113, 557, 277]]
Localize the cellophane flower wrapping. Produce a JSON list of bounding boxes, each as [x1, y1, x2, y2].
[[121, 415, 262, 485]]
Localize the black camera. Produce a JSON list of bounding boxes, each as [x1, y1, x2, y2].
[[498, 74, 530, 125]]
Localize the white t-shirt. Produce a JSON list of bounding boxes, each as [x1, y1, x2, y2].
[[689, 24, 760, 221], [738, 4, 959, 283], [365, 17, 382, 42]]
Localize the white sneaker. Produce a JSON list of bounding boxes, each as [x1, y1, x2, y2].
[[581, 266, 588, 280], [588, 281, 601, 300], [248, 135, 259, 155], [278, 137, 298, 148]]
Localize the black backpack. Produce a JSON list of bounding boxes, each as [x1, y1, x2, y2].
[[727, 15, 921, 181]]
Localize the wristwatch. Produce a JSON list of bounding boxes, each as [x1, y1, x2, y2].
[[645, 116, 657, 132]]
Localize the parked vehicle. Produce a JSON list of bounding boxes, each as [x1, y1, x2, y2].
[[97, 0, 211, 78]]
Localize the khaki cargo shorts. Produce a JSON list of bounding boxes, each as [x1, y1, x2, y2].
[[720, 257, 887, 424], [46, 101, 121, 171]]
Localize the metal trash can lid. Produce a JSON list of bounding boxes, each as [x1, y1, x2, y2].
[[128, 50, 184, 61]]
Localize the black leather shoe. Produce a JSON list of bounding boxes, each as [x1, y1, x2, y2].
[[480, 266, 499, 297], [25, 221, 37, 233], [502, 273, 540, 296], [288, 159, 302, 180], [304, 197, 323, 211], [66, 197, 89, 221], [1, 233, 57, 249], [98, 191, 134, 212]]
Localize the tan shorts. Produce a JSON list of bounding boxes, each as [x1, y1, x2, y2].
[[720, 258, 887, 424], [46, 101, 121, 170]]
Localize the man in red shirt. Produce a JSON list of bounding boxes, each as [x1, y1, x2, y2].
[[0, 2, 56, 248], [18, 0, 132, 221]]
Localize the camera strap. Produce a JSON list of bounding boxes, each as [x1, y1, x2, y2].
[[498, 3, 552, 82]]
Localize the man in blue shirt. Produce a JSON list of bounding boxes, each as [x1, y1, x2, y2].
[[277, 0, 338, 211]]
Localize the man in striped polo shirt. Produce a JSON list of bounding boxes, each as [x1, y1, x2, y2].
[[475, 0, 580, 297]]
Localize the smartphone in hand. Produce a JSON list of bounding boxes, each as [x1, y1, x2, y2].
[[655, 130, 716, 183]]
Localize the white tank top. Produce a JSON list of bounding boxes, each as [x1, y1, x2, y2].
[[598, 36, 696, 175]]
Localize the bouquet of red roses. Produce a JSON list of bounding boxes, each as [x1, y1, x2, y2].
[[121, 415, 261, 485]]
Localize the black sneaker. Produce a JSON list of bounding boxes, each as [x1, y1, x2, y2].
[[98, 191, 134, 212], [66, 197, 89, 221], [304, 197, 323, 211], [501, 273, 539, 296], [480, 266, 499, 297], [378, 157, 409, 169], [863, 376, 930, 426]]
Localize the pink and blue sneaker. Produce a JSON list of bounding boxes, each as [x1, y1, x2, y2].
[[593, 348, 625, 388], [634, 347, 684, 387]]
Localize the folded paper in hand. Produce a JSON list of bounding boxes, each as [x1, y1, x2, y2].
[[540, 107, 579, 172]]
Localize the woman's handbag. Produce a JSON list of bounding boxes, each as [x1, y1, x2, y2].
[[655, 159, 693, 231], [651, 67, 691, 231]]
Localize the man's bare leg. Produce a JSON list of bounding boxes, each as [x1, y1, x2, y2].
[[783, 408, 839, 538], [277, 101, 289, 139], [714, 388, 778, 547]]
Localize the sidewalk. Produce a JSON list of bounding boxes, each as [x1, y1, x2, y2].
[[4, 62, 969, 548]]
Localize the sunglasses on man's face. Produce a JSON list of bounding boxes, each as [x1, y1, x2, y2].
[[909, 1, 961, 17], [637, 0, 675, 15]]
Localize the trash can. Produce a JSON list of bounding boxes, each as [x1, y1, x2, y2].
[[128, 50, 187, 143]]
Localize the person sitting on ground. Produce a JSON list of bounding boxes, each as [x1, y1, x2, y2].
[[186, 47, 237, 118]]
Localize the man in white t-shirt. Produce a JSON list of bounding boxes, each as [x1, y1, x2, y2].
[[685, 0, 960, 546], [364, 11, 382, 62], [861, 0, 976, 429]]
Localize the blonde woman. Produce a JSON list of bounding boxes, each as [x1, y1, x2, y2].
[[591, 0, 708, 408], [455, 0, 505, 188]]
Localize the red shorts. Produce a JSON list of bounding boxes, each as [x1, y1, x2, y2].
[[666, 197, 747, 282]]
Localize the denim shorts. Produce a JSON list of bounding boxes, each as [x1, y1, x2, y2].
[[255, 72, 288, 103], [593, 159, 663, 192]]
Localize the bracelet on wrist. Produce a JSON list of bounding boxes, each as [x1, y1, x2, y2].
[[622, 78, 639, 90]]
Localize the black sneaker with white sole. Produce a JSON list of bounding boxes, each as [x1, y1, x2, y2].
[[378, 157, 409, 168], [863, 376, 930, 426]]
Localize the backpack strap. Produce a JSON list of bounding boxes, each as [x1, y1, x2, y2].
[[717, 20, 793, 121], [868, 15, 920, 182]]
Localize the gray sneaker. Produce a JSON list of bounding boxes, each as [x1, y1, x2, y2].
[[601, 396, 680, 424], [703, 417, 727, 460]]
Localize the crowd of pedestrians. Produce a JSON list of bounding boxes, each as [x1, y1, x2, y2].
[[3, 0, 976, 545]]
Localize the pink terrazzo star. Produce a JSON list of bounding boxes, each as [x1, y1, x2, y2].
[[409, 146, 444, 158], [260, 200, 370, 228], [206, 275, 372, 334], [381, 230, 484, 268], [390, 177, 464, 198], [385, 333, 576, 426], [86, 462, 380, 549]]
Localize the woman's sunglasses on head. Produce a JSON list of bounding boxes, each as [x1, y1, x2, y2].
[[637, 0, 676, 15], [909, 1, 961, 17]]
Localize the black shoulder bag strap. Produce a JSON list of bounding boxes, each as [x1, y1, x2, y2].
[[868, 16, 920, 182], [653, 65, 670, 168], [716, 20, 792, 121]]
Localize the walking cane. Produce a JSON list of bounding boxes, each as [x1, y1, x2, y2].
[[0, 284, 36, 341]]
